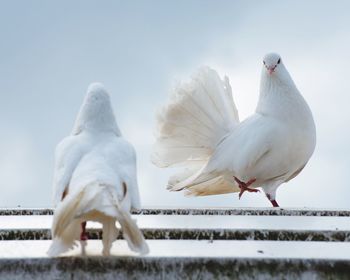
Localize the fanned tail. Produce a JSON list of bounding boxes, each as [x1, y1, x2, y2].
[[47, 182, 148, 257], [152, 67, 239, 194]]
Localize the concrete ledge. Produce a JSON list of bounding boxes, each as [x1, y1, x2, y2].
[[1, 257, 349, 280], [1, 240, 350, 279], [2, 207, 350, 216], [2, 215, 350, 241], [1, 228, 350, 242], [1, 207, 350, 279]]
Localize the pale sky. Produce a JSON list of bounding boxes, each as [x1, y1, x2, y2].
[[1, 0, 350, 208]]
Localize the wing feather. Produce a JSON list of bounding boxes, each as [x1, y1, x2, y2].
[[52, 135, 87, 206]]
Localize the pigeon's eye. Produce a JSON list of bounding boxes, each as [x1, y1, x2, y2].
[[277, 58, 281, 64]]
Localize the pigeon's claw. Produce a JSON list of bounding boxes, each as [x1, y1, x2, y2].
[[80, 221, 88, 241], [238, 187, 260, 199], [234, 177, 259, 199]]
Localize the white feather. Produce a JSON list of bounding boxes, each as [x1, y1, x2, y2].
[[48, 83, 148, 256], [152, 66, 239, 168], [152, 54, 316, 203]]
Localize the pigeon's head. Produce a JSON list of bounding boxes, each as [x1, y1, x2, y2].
[[85, 83, 111, 108], [262, 53, 283, 75], [260, 52, 296, 90], [72, 83, 121, 135]]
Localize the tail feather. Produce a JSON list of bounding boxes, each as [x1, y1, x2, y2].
[[51, 184, 101, 238], [168, 166, 239, 194], [116, 210, 149, 255], [47, 238, 76, 257], [48, 182, 148, 257], [167, 162, 205, 189], [184, 174, 239, 196], [152, 67, 239, 168], [107, 185, 149, 254], [48, 184, 100, 257], [47, 220, 80, 257], [153, 67, 239, 195], [102, 217, 118, 256]]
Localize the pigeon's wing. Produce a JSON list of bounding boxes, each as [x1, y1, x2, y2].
[[119, 142, 141, 211], [52, 135, 87, 206], [103, 137, 142, 211], [121, 141, 142, 211], [171, 114, 280, 195], [206, 114, 273, 175]]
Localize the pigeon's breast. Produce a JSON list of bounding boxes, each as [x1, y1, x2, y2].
[[235, 73, 316, 184], [237, 114, 316, 185]]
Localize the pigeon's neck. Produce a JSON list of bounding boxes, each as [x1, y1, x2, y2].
[[72, 101, 121, 136], [256, 67, 307, 121], [259, 65, 297, 95]]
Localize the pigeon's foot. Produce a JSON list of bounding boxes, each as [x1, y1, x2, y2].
[[271, 200, 279, 207], [80, 240, 87, 256], [234, 177, 259, 199], [102, 248, 111, 257], [266, 194, 280, 207], [80, 221, 88, 241]]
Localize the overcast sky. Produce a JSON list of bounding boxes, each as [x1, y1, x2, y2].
[[1, 0, 350, 208]]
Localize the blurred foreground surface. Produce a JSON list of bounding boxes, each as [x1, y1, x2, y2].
[[0, 208, 349, 279]]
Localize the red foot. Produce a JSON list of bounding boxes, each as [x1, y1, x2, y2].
[[271, 200, 279, 207], [234, 177, 259, 199], [80, 222, 88, 241], [266, 194, 280, 207]]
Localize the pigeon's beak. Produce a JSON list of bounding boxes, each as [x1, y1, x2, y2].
[[267, 66, 276, 75]]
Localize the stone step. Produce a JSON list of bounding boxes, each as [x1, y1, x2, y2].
[[0, 240, 349, 279], [1, 207, 350, 216], [1, 215, 350, 241]]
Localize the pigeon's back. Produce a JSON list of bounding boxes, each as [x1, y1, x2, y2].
[[48, 83, 148, 257], [69, 133, 141, 211]]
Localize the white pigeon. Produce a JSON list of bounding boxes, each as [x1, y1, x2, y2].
[[152, 53, 316, 207], [47, 83, 149, 257]]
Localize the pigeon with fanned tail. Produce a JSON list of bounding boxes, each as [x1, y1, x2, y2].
[[152, 53, 316, 207], [47, 83, 149, 257]]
